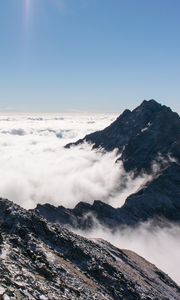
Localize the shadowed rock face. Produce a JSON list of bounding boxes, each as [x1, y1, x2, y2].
[[36, 100, 180, 229], [66, 100, 180, 174], [0, 198, 180, 300]]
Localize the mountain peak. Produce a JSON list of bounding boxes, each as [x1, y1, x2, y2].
[[133, 99, 169, 115], [141, 99, 160, 106], [66, 100, 180, 173]]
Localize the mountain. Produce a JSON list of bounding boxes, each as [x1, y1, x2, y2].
[[66, 100, 180, 174], [35, 162, 180, 229], [36, 100, 180, 229], [0, 198, 180, 300]]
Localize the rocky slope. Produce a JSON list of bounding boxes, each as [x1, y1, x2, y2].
[[66, 99, 180, 174], [0, 198, 180, 300]]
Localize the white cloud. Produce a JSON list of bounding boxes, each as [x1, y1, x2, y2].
[[0, 112, 130, 209], [0, 112, 160, 209]]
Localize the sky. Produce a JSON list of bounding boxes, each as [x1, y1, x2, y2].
[[0, 0, 180, 112]]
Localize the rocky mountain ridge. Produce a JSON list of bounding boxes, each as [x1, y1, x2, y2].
[[1, 198, 180, 299], [66, 99, 180, 174], [37, 100, 180, 229]]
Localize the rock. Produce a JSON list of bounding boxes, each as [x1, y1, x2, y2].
[[66, 99, 180, 174], [46, 100, 179, 229], [0, 198, 180, 299]]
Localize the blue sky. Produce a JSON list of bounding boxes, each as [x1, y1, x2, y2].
[[0, 0, 180, 112]]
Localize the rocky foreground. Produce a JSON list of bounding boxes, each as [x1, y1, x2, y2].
[[0, 198, 180, 300]]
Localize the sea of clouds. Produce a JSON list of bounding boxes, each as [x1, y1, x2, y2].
[[0, 112, 150, 209], [0, 112, 179, 285], [0, 112, 115, 207]]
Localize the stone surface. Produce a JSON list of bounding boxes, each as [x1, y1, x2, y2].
[[0, 198, 180, 299], [66, 100, 180, 174]]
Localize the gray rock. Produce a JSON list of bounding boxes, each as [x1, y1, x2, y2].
[[66, 100, 180, 174], [0, 198, 180, 299]]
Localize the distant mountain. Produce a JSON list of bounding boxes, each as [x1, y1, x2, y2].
[[37, 100, 180, 228], [66, 100, 180, 173], [0, 198, 180, 300]]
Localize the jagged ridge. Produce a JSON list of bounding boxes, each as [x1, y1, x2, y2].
[[66, 100, 180, 173], [38, 100, 180, 229], [0, 198, 180, 299]]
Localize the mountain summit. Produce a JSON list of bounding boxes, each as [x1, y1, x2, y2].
[[66, 100, 180, 173]]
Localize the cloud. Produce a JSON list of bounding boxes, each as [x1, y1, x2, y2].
[[0, 113, 127, 209], [0, 112, 152, 210], [1, 128, 26, 136], [0, 140, 149, 210], [74, 220, 180, 285], [0, 112, 166, 211]]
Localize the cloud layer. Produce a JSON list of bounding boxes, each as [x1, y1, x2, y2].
[[0, 112, 152, 209], [0, 113, 120, 208]]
